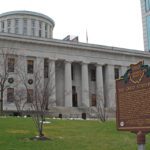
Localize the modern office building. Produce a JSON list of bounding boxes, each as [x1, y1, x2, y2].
[[140, 0, 150, 51], [0, 10, 149, 117]]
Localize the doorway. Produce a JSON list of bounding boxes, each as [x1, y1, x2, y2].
[[72, 86, 78, 107]]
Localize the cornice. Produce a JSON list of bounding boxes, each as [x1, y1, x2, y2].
[[0, 33, 149, 59]]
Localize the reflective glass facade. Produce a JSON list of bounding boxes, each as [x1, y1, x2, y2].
[[145, 0, 150, 12], [146, 16, 150, 51]]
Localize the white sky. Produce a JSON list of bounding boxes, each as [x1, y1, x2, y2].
[[0, 0, 144, 50]]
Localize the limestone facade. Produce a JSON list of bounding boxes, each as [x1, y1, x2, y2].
[[0, 11, 150, 117]]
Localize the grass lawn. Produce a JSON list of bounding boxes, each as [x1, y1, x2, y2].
[[0, 117, 149, 150]]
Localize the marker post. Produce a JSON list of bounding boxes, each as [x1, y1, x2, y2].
[[137, 131, 146, 150]]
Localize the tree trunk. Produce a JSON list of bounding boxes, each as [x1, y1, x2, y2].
[[39, 119, 44, 137], [0, 90, 3, 116]]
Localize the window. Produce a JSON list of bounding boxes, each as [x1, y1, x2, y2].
[[32, 20, 35, 27], [27, 60, 34, 74], [91, 69, 96, 81], [8, 58, 15, 72], [15, 19, 19, 34], [114, 68, 119, 79], [7, 19, 11, 33], [23, 28, 27, 35], [44, 58, 49, 78], [31, 28, 35, 36], [71, 65, 74, 80], [45, 23, 48, 38], [27, 89, 33, 103], [145, 0, 150, 12], [72, 86, 76, 93], [23, 19, 27, 35], [91, 94, 96, 106], [72, 86, 78, 107], [7, 88, 14, 102], [1, 21, 4, 32], [39, 21, 42, 37], [15, 27, 19, 34]]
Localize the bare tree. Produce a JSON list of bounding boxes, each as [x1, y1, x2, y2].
[[0, 48, 16, 115], [16, 57, 55, 139], [13, 88, 27, 116], [88, 90, 107, 122], [96, 91, 107, 122]]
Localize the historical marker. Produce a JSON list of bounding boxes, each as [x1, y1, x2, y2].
[[116, 61, 150, 149], [116, 61, 150, 132]]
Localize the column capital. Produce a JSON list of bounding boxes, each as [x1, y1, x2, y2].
[[48, 58, 57, 62], [106, 64, 115, 67], [81, 61, 89, 65], [96, 63, 104, 67], [121, 65, 128, 68], [64, 60, 72, 64]]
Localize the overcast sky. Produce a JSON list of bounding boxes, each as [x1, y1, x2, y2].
[[0, 0, 144, 50]]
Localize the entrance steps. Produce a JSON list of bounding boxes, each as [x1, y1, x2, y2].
[[48, 106, 89, 118]]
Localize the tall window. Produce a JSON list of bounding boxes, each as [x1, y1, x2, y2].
[[23, 19, 27, 35], [27, 89, 33, 103], [91, 69, 96, 81], [45, 23, 48, 38], [44, 58, 49, 78], [27, 60, 34, 74], [114, 68, 119, 79], [7, 88, 14, 102], [15, 19, 19, 34], [8, 58, 15, 72], [72, 86, 78, 107], [91, 94, 96, 106], [31, 19, 35, 36], [7, 19, 11, 33], [145, 0, 150, 12], [71, 65, 74, 80], [39, 21, 42, 37], [1, 21, 4, 32]]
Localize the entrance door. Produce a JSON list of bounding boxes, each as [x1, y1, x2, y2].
[[72, 86, 78, 107]]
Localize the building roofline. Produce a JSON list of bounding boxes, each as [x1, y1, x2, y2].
[[0, 33, 148, 58]]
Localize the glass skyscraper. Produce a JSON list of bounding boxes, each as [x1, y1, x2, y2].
[[140, 0, 150, 51]]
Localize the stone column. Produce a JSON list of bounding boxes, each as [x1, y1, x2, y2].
[[49, 59, 56, 106], [41, 22, 45, 38], [47, 25, 50, 38], [36, 57, 44, 86], [27, 19, 31, 36], [35, 20, 39, 37], [51, 27, 53, 38], [19, 18, 23, 35], [4, 20, 7, 33], [81, 62, 90, 107], [96, 64, 104, 104], [33, 57, 44, 102], [104, 64, 116, 109], [11, 19, 15, 33], [64, 61, 72, 107]]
